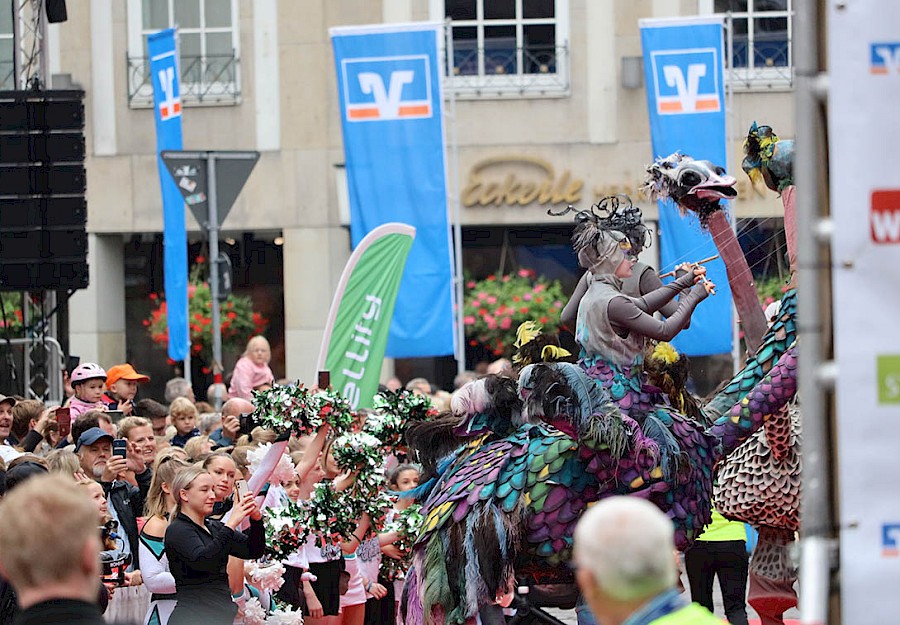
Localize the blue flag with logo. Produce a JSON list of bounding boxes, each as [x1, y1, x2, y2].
[[148, 28, 188, 362], [640, 17, 732, 356], [330, 24, 454, 358]]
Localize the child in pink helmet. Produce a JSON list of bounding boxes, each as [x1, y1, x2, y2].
[[68, 363, 108, 424]]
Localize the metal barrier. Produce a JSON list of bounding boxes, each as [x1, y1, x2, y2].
[[0, 336, 65, 404]]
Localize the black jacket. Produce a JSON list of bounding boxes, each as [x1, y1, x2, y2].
[[165, 512, 264, 625], [101, 469, 152, 570], [13, 598, 106, 625], [0, 581, 110, 625]]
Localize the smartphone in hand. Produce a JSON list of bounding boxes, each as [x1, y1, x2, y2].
[[235, 479, 251, 501], [55, 407, 71, 440], [112, 439, 128, 459]]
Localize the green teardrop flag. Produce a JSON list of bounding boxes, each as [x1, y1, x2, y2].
[[317, 223, 416, 409]]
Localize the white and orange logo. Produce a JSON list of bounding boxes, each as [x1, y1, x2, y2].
[[341, 55, 432, 122], [870, 43, 900, 75], [157, 66, 182, 121], [651, 49, 721, 115]]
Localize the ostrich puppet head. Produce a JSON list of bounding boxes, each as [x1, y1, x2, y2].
[[643, 152, 737, 227]]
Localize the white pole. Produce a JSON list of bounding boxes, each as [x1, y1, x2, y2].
[[444, 20, 466, 378]]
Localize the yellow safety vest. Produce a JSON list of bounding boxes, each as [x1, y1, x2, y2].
[[650, 603, 726, 624]]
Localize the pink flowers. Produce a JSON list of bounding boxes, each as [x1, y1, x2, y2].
[[462, 269, 567, 358]]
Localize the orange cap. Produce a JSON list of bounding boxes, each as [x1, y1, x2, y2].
[[106, 363, 150, 389]]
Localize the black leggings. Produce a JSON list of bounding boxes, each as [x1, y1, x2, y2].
[[684, 540, 749, 625]]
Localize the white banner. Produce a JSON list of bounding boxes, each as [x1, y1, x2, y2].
[[828, 2, 900, 621]]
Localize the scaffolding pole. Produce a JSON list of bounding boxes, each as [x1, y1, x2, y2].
[[795, 0, 835, 623]]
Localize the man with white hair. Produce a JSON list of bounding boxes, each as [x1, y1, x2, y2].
[[0, 474, 107, 624], [573, 497, 721, 625]]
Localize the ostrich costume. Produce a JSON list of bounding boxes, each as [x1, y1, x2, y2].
[[399, 210, 798, 625]]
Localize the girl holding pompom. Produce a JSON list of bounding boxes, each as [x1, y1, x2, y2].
[[380, 464, 422, 620]]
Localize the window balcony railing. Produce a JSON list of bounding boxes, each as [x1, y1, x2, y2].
[[127, 52, 241, 108], [726, 34, 793, 90], [446, 41, 570, 97]]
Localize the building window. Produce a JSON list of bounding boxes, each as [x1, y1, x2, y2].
[[714, 0, 793, 89], [1, 5, 13, 90], [434, 0, 570, 98], [126, 0, 241, 107]]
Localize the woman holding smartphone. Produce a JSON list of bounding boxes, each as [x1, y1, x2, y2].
[[164, 465, 264, 624]]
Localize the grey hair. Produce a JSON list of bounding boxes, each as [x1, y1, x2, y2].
[[573, 496, 677, 602], [199, 412, 222, 436], [165, 377, 193, 404]]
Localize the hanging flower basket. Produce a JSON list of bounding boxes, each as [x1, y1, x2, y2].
[[463, 269, 567, 359], [144, 262, 268, 363], [0, 293, 28, 335]]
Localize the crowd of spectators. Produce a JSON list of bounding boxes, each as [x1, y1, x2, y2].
[[0, 334, 471, 625]]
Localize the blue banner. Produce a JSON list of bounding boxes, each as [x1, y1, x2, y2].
[[331, 24, 454, 358], [640, 17, 732, 356], [148, 29, 188, 362]]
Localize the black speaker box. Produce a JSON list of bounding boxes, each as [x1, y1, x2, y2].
[[0, 90, 88, 291]]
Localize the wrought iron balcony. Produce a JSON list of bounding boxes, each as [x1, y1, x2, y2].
[[446, 41, 570, 97], [127, 52, 241, 108], [726, 34, 793, 90]]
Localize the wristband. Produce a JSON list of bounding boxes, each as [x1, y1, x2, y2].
[[365, 581, 373, 593]]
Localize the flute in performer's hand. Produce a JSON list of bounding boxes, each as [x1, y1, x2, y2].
[[659, 254, 720, 278]]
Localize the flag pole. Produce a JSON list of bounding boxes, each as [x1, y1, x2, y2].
[[444, 20, 466, 378]]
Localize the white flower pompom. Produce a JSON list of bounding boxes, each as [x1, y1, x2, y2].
[[248, 443, 297, 486], [246, 560, 286, 592], [267, 605, 305, 625], [242, 597, 267, 625]]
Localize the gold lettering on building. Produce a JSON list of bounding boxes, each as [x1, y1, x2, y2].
[[462, 156, 583, 208]]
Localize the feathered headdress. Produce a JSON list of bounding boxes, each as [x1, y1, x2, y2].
[[512, 321, 572, 367], [644, 341, 707, 426], [742, 121, 779, 191], [548, 195, 650, 255]]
